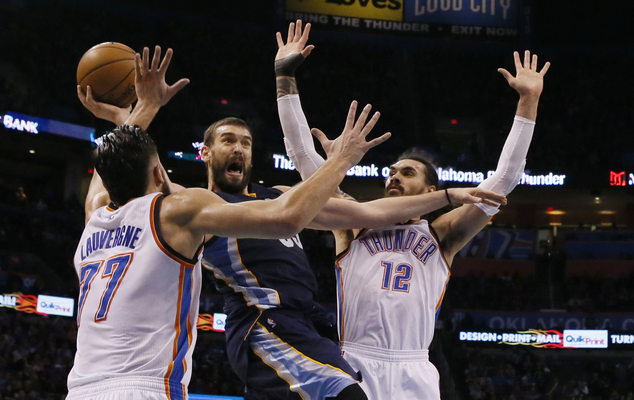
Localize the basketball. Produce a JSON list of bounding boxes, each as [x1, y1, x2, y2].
[[77, 42, 137, 108]]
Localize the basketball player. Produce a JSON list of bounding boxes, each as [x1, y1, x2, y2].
[[276, 21, 550, 400], [80, 44, 505, 400], [69, 46, 391, 400]]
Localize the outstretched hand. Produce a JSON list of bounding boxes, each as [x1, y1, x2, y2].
[[448, 188, 508, 207], [275, 20, 314, 62], [311, 101, 391, 169], [498, 50, 550, 98], [77, 85, 131, 126], [134, 46, 190, 107]]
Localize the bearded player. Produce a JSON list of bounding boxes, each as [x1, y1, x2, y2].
[[276, 21, 550, 400]]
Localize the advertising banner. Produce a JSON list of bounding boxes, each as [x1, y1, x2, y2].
[[404, 0, 519, 27], [458, 328, 630, 350], [286, 0, 404, 21], [284, 0, 522, 39], [458, 228, 535, 260]]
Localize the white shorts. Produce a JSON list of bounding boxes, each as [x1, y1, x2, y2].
[[342, 342, 441, 400], [66, 376, 181, 400]]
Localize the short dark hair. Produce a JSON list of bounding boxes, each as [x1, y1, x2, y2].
[[397, 148, 440, 188], [92, 125, 158, 206], [203, 117, 250, 147]]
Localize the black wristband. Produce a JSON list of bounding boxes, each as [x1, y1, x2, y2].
[[445, 189, 452, 205], [275, 53, 306, 77]]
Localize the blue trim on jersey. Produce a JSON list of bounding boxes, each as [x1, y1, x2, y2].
[[205, 238, 278, 308], [334, 265, 344, 345], [168, 266, 193, 400], [250, 324, 356, 400]]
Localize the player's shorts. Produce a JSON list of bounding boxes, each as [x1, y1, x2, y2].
[[342, 342, 441, 400], [66, 376, 184, 400], [237, 308, 362, 400]]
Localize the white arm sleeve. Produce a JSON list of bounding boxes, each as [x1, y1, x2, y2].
[[474, 116, 535, 216], [277, 94, 325, 180]]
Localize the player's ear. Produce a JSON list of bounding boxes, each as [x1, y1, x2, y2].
[[152, 164, 166, 185], [426, 185, 437, 193], [200, 145, 211, 162]]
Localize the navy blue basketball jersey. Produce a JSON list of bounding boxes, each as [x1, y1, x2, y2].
[[202, 184, 319, 316]]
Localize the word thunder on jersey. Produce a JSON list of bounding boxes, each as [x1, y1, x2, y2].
[[69, 193, 201, 400], [336, 220, 450, 351]]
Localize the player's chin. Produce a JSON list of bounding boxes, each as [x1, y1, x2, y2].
[[385, 188, 403, 197]]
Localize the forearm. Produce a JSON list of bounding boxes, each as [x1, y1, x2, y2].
[[123, 101, 161, 130], [515, 93, 540, 121], [277, 94, 325, 180], [311, 190, 453, 230], [272, 156, 351, 234], [475, 94, 538, 215], [276, 75, 299, 98]]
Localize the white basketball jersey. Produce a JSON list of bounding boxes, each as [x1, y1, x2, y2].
[[336, 220, 450, 351], [68, 192, 201, 399]]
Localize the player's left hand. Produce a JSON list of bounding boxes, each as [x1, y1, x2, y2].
[[77, 85, 132, 126], [275, 20, 314, 75], [135, 46, 190, 107], [448, 187, 508, 207], [498, 50, 550, 98]]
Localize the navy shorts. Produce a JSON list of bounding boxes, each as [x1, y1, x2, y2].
[[229, 308, 361, 400]]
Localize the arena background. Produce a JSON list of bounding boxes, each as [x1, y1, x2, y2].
[[1, 0, 634, 399]]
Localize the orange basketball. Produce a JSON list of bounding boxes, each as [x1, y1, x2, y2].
[[77, 42, 137, 108]]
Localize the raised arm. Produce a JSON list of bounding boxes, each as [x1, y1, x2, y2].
[[276, 20, 327, 180], [431, 50, 550, 264], [163, 102, 390, 245], [83, 46, 189, 224]]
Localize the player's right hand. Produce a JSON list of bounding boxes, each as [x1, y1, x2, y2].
[[312, 101, 391, 170], [448, 187, 508, 207], [77, 85, 132, 126]]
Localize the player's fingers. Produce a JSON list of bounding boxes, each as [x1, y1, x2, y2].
[[531, 54, 538, 71], [300, 22, 311, 44], [523, 50, 530, 69], [360, 111, 380, 138], [512, 51, 522, 71], [85, 85, 94, 101], [301, 45, 315, 58], [276, 32, 284, 48], [344, 101, 358, 131], [497, 68, 513, 82], [540, 61, 551, 75], [287, 22, 294, 44], [169, 78, 190, 95], [159, 48, 174, 75], [353, 104, 372, 132], [135, 53, 143, 79], [295, 20, 303, 41], [142, 47, 150, 72], [311, 128, 329, 146], [151, 45, 161, 71], [365, 132, 391, 150]]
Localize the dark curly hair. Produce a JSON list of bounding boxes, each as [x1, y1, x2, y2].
[[92, 125, 158, 206]]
